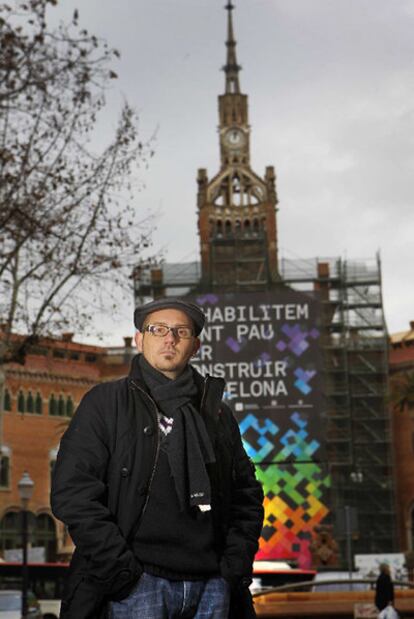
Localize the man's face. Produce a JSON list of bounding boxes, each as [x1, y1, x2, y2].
[[135, 308, 200, 379]]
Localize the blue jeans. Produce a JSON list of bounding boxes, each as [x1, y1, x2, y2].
[[110, 572, 230, 619]]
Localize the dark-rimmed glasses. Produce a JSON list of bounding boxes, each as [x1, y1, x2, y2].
[[144, 323, 195, 339]]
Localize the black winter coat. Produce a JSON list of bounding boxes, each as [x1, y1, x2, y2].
[[375, 572, 394, 611], [51, 364, 264, 619]]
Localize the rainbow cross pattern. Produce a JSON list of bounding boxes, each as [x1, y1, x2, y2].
[[239, 411, 330, 568]]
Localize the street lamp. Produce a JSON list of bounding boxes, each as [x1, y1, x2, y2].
[[18, 471, 34, 619]]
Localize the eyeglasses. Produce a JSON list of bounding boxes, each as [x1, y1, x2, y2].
[[144, 323, 195, 339]]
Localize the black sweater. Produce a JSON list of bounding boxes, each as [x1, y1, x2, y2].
[[133, 440, 219, 579]]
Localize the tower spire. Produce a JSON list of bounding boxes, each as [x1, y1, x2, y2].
[[198, 1, 280, 288], [223, 2, 241, 94]]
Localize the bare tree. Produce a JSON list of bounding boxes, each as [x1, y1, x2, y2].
[[0, 0, 154, 436]]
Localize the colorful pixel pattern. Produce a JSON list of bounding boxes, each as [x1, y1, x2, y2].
[[191, 291, 329, 568], [276, 324, 320, 357], [239, 411, 330, 568]]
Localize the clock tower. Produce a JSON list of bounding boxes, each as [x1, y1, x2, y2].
[[197, 2, 279, 289]]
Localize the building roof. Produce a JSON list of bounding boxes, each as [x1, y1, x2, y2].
[[390, 322, 414, 346]]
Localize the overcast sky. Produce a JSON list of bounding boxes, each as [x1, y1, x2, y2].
[[50, 0, 414, 344]]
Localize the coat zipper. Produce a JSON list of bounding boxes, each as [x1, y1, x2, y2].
[[129, 380, 161, 521]]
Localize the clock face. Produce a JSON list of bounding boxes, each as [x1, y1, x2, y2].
[[224, 128, 246, 149]]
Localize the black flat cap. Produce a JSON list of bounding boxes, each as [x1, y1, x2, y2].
[[134, 297, 205, 335]]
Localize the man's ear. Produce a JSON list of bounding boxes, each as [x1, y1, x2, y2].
[[192, 338, 201, 356], [135, 331, 143, 353]]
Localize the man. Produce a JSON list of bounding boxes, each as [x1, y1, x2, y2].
[[51, 298, 264, 619], [375, 563, 395, 613]]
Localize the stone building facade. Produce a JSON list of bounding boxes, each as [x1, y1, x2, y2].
[[0, 333, 132, 560], [389, 321, 414, 552]]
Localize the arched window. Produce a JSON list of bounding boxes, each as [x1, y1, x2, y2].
[[66, 396, 74, 418], [35, 392, 42, 415], [49, 394, 57, 416], [0, 511, 57, 562], [3, 389, 11, 412], [17, 390, 25, 413], [58, 395, 65, 417], [0, 446, 11, 488], [232, 176, 243, 206], [216, 220, 223, 237], [33, 514, 57, 562], [26, 391, 34, 413], [0, 457, 10, 488], [225, 220, 232, 237], [0, 511, 22, 554]]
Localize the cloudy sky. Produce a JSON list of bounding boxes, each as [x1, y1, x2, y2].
[[50, 0, 413, 343]]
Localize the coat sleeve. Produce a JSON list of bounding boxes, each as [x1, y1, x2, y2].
[[219, 408, 264, 585], [50, 385, 142, 598]]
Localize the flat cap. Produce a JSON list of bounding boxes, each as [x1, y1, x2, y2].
[[134, 297, 205, 335]]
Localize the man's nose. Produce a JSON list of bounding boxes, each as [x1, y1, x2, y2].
[[164, 328, 176, 343]]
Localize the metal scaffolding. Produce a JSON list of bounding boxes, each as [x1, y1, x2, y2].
[[133, 252, 397, 559], [280, 253, 397, 558]]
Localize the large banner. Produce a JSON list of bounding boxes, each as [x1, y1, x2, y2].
[[188, 289, 330, 568]]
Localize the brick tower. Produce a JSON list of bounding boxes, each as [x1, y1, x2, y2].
[[197, 2, 279, 290]]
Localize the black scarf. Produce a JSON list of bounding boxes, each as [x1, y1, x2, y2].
[[136, 355, 216, 512]]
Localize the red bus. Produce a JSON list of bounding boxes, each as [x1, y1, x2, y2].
[[252, 560, 316, 593]]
